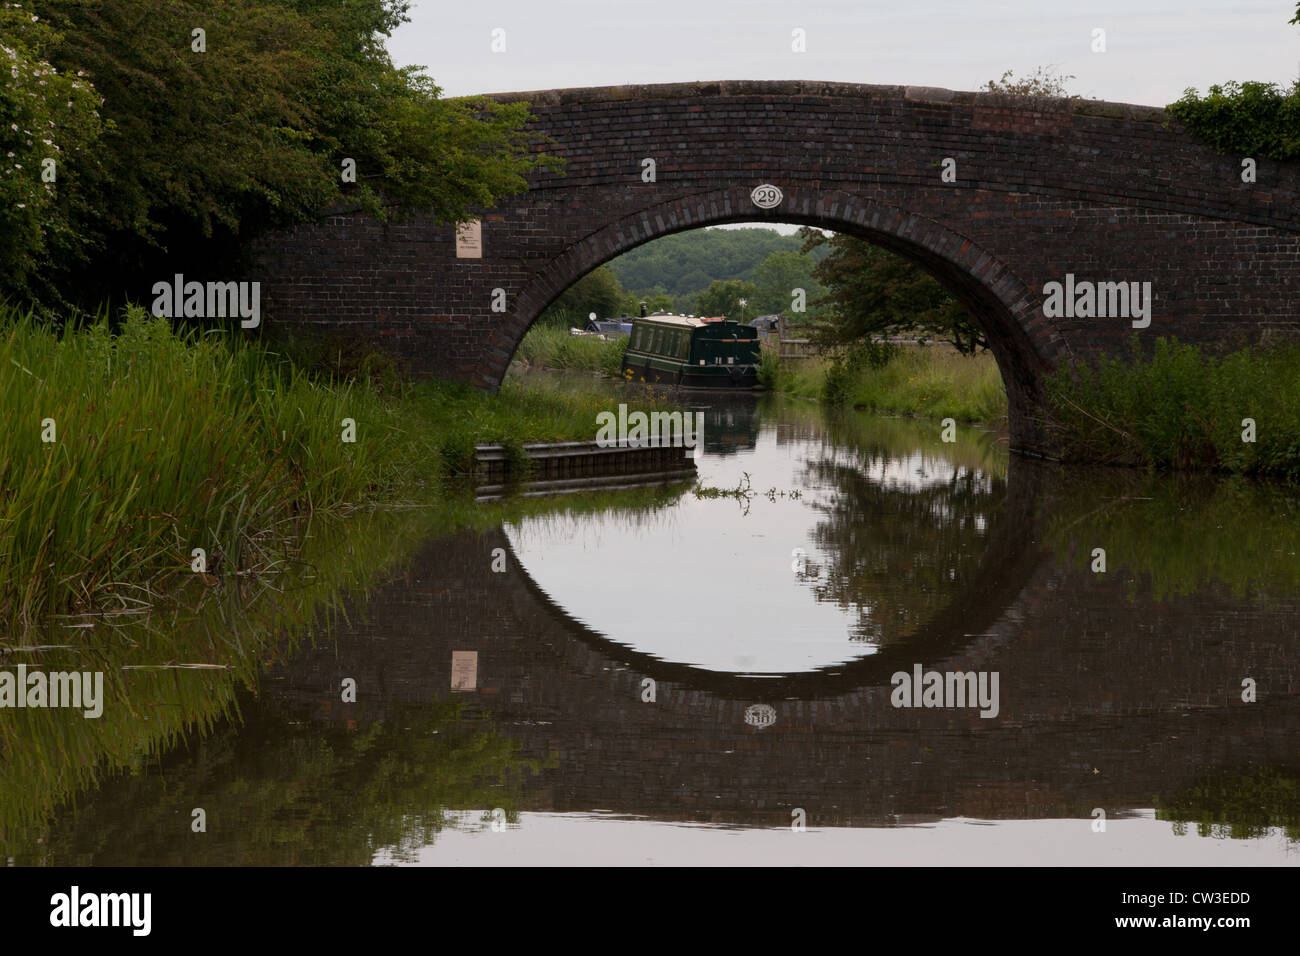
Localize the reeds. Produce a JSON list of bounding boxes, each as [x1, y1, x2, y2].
[[1045, 337, 1300, 479], [0, 305, 431, 623], [0, 305, 662, 625], [766, 343, 1009, 426], [511, 324, 628, 376]]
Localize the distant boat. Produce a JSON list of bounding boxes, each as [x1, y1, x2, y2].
[[578, 318, 633, 337], [621, 316, 761, 388]]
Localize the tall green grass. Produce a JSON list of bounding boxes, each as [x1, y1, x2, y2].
[[766, 343, 1009, 426], [511, 324, 628, 376], [0, 305, 420, 623], [1045, 337, 1300, 479], [0, 305, 664, 624]]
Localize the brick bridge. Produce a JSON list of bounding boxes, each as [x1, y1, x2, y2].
[[249, 80, 1300, 456]]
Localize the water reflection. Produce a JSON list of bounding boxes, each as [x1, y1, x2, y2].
[[505, 399, 1009, 673], [6, 395, 1300, 865]]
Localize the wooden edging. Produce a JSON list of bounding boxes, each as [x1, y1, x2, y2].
[[473, 440, 699, 498]]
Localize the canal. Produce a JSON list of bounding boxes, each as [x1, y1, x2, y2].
[[5, 394, 1300, 865]]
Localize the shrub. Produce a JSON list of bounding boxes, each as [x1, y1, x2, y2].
[[1046, 337, 1300, 479], [1168, 81, 1300, 161]]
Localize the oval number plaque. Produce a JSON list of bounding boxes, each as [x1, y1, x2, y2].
[[750, 184, 784, 209], [744, 703, 778, 729]]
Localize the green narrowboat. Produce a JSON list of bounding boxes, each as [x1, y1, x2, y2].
[[621, 316, 762, 388]]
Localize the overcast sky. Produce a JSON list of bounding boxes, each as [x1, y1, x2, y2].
[[388, 0, 1300, 107]]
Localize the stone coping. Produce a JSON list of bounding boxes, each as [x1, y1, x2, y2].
[[472, 79, 1167, 124]]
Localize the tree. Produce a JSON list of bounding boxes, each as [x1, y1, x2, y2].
[[0, 6, 103, 308], [1166, 9, 1300, 161], [621, 289, 675, 315], [983, 66, 1076, 97], [535, 266, 626, 328], [14, 0, 559, 314], [695, 279, 757, 322], [799, 230, 988, 354], [752, 249, 823, 318], [607, 227, 820, 299]]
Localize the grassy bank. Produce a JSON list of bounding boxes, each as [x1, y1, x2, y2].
[[767, 343, 1008, 426], [1045, 337, 1300, 480], [514, 324, 1010, 427], [0, 306, 658, 624], [511, 325, 628, 375]]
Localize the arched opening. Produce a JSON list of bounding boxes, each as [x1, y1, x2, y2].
[[486, 187, 1063, 455]]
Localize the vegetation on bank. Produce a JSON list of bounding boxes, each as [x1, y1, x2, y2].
[[510, 324, 628, 375], [766, 344, 1008, 427], [510, 322, 1008, 427], [0, 305, 658, 624], [1045, 337, 1300, 480]]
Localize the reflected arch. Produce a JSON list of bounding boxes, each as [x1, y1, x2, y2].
[[493, 454, 1047, 703]]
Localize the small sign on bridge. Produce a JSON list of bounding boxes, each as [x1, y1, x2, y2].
[[456, 219, 483, 258]]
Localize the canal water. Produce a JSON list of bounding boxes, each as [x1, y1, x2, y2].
[[5, 394, 1300, 865]]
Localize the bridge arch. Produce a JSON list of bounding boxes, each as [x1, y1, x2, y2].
[[490, 185, 1063, 454]]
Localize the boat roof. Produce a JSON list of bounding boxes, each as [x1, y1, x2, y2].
[[635, 315, 707, 327]]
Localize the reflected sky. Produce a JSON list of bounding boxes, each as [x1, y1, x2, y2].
[[380, 811, 1300, 867], [505, 400, 1003, 673]]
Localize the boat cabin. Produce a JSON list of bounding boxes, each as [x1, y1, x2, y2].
[[621, 316, 761, 388]]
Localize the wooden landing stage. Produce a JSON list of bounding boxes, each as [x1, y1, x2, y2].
[[474, 440, 698, 500]]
